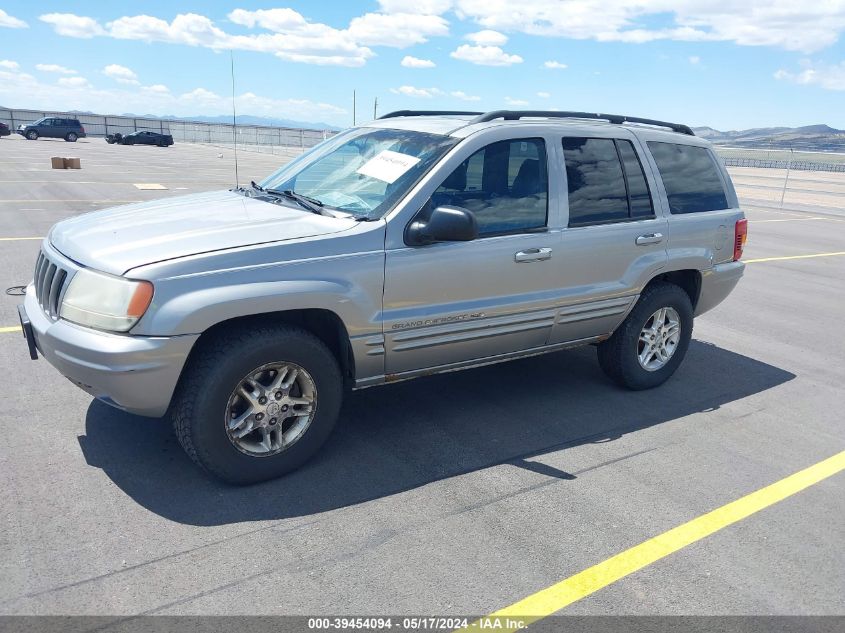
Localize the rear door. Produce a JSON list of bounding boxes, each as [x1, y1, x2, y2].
[[547, 132, 668, 344]]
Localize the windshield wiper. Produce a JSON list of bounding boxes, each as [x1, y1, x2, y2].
[[250, 180, 265, 192], [265, 188, 332, 216]]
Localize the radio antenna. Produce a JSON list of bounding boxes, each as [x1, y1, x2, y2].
[[230, 50, 240, 189]]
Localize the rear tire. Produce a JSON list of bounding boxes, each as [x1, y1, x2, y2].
[[65, 132, 78, 142], [171, 324, 343, 485], [597, 282, 693, 390], [25, 130, 38, 140]]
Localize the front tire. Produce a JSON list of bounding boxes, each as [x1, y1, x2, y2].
[[25, 130, 38, 140], [171, 324, 343, 484], [597, 282, 693, 390]]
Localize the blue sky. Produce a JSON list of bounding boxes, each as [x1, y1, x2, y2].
[[1, 1, 844, 130]]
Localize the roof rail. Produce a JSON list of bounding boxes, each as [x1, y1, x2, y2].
[[378, 110, 483, 119], [471, 110, 695, 136]]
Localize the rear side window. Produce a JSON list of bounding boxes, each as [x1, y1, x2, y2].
[[562, 137, 654, 226], [647, 142, 729, 213]]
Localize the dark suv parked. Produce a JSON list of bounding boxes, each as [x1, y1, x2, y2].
[[17, 117, 86, 142]]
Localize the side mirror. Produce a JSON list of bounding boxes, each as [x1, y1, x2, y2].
[[406, 205, 478, 246]]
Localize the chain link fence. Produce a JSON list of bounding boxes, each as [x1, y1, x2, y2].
[[0, 107, 335, 158], [714, 147, 845, 173]]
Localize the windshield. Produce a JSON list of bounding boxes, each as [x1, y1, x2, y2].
[[259, 128, 456, 220]]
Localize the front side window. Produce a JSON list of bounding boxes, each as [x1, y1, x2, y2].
[[260, 128, 456, 219], [431, 138, 548, 236], [647, 142, 729, 213]]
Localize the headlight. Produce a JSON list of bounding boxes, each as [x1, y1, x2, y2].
[[60, 269, 154, 332]]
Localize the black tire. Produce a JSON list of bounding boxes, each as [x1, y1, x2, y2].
[[171, 324, 343, 485], [65, 132, 78, 142], [597, 281, 693, 390], [25, 130, 38, 140]]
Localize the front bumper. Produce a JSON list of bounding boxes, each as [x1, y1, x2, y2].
[[22, 287, 198, 417]]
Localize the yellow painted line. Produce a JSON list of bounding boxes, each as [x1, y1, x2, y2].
[[0, 237, 43, 241], [751, 217, 827, 223], [745, 251, 845, 264], [0, 326, 22, 334], [465, 450, 845, 632]]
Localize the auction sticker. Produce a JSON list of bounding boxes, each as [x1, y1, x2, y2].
[[356, 150, 421, 184]]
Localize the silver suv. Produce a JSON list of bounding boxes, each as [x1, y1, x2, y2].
[[19, 110, 748, 484]]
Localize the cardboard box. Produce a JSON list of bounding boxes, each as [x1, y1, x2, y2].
[[50, 157, 65, 169], [64, 157, 81, 169]]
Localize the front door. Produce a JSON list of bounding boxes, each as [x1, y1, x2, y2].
[[383, 136, 562, 375]]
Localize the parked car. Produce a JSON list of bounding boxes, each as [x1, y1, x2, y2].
[[17, 117, 86, 141], [0, 122, 10, 137], [19, 110, 747, 484], [106, 130, 173, 146]]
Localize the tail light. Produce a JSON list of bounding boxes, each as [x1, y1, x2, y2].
[[734, 218, 748, 261], [81, 126, 86, 134]]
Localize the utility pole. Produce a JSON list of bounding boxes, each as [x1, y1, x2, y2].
[[373, 97, 378, 120], [353, 90, 356, 126]]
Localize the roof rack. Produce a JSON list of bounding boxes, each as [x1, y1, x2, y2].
[[470, 110, 695, 135], [378, 110, 483, 119]]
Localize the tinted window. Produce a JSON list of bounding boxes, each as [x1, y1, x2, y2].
[[563, 137, 628, 226], [616, 140, 654, 218], [432, 138, 548, 236], [647, 142, 728, 213]]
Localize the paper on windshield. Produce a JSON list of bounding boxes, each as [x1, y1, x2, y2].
[[356, 150, 421, 184]]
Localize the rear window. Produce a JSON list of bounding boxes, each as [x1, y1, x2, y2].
[[647, 142, 729, 214]]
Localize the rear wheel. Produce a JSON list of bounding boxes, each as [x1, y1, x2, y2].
[[172, 324, 343, 485], [25, 130, 38, 140], [597, 282, 693, 390], [65, 132, 78, 142]]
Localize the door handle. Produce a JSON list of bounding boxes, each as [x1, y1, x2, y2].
[[514, 247, 553, 263], [635, 233, 664, 246]]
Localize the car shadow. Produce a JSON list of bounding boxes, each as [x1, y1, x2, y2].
[[78, 340, 795, 526]]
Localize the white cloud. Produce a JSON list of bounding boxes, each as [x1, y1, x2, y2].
[[0, 9, 27, 28], [103, 64, 139, 85], [39, 13, 104, 38], [543, 60, 568, 69], [505, 97, 529, 106], [775, 62, 845, 91], [688, 55, 700, 65], [465, 29, 507, 45], [454, 0, 845, 53], [401, 56, 436, 68], [451, 90, 481, 101], [537, 91, 550, 98], [142, 84, 170, 94], [0, 66, 346, 122], [57, 76, 90, 88], [377, 0, 453, 13], [390, 85, 443, 98], [36, 64, 77, 75], [348, 12, 449, 47], [0, 60, 20, 70], [450, 44, 523, 66]]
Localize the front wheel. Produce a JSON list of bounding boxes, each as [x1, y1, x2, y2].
[[597, 282, 693, 390], [25, 130, 38, 140], [171, 324, 343, 484]]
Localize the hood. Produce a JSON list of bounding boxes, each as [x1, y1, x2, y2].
[[50, 190, 358, 275]]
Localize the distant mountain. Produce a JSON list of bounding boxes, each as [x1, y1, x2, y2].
[[693, 124, 845, 152]]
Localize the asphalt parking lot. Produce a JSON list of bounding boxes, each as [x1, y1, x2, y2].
[[0, 134, 843, 618]]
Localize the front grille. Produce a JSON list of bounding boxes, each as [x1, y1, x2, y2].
[[33, 250, 68, 320]]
